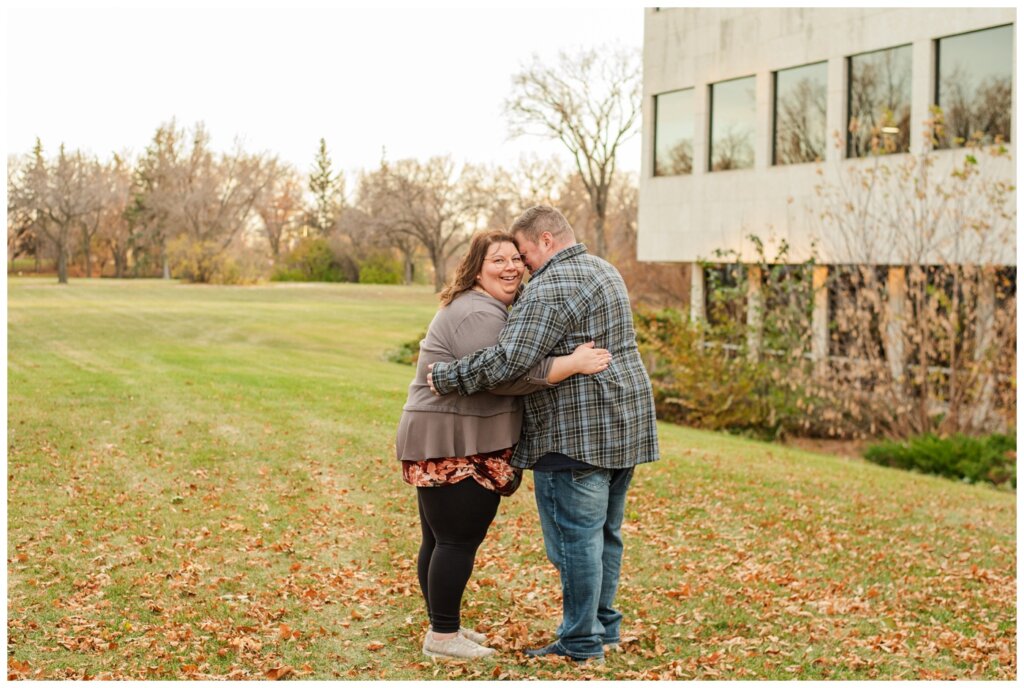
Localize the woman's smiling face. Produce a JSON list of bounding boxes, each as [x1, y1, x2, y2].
[[476, 241, 525, 305]]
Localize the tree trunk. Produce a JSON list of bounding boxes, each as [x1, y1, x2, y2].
[[591, 184, 610, 258], [83, 241, 92, 278], [161, 241, 171, 279], [432, 249, 446, 291], [593, 211, 607, 258], [113, 248, 126, 278], [56, 227, 69, 285], [403, 249, 415, 285]]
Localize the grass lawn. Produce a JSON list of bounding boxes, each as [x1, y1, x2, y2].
[[6, 278, 1016, 680]]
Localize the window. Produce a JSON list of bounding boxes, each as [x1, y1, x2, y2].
[[653, 88, 694, 176], [847, 45, 912, 157], [827, 266, 887, 359], [773, 62, 828, 164], [761, 265, 814, 353], [935, 24, 1013, 147], [709, 76, 756, 171], [703, 264, 746, 347]]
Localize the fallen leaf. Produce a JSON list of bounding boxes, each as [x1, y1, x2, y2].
[[265, 665, 293, 680]]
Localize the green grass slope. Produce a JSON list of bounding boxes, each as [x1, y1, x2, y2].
[[7, 278, 1015, 680]]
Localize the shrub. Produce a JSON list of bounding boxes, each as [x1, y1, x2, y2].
[[634, 238, 822, 440], [359, 253, 402, 285], [168, 238, 262, 285], [272, 237, 348, 283], [863, 433, 1016, 488], [635, 307, 816, 440], [385, 332, 426, 366], [269, 267, 307, 282]]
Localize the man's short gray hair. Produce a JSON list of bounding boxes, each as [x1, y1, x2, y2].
[[510, 205, 575, 243]]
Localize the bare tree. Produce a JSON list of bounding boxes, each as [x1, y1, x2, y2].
[[775, 76, 827, 164], [485, 154, 566, 231], [97, 154, 142, 278], [711, 127, 755, 171], [505, 46, 641, 258], [328, 201, 395, 282], [76, 156, 107, 278], [656, 140, 693, 176], [937, 66, 1012, 148], [7, 154, 40, 272], [134, 121, 186, 279], [178, 127, 260, 246], [170, 127, 279, 282], [13, 140, 94, 284], [360, 156, 486, 290], [255, 164, 304, 261], [133, 121, 280, 282]]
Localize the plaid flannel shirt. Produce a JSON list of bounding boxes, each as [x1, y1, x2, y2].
[[431, 244, 660, 470]]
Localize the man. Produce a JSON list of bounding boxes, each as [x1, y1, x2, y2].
[[427, 205, 659, 662]]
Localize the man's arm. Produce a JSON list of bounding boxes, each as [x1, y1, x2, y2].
[[431, 299, 568, 396], [489, 342, 611, 395]]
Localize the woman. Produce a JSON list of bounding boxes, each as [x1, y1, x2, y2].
[[396, 230, 611, 661]]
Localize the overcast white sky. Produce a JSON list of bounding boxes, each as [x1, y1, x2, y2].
[[6, 2, 646, 184]]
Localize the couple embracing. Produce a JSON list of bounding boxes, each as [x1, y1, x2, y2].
[[395, 205, 659, 663]]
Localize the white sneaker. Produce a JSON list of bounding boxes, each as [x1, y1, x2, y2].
[[459, 626, 489, 646], [422, 632, 496, 660]]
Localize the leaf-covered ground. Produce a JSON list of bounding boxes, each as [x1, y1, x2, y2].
[[7, 279, 1016, 680]]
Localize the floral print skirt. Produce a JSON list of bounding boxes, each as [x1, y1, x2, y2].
[[402, 446, 522, 497]]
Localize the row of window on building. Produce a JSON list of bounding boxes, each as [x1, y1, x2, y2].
[[702, 264, 1016, 363], [653, 23, 1013, 176]]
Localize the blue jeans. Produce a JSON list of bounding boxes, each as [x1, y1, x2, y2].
[[533, 466, 634, 658]]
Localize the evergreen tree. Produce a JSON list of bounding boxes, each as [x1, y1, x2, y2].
[[308, 138, 339, 236]]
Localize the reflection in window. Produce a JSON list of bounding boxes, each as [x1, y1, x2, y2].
[[774, 62, 827, 164], [847, 45, 912, 157], [936, 24, 1013, 147], [654, 88, 694, 176], [710, 76, 756, 171], [704, 264, 746, 345]]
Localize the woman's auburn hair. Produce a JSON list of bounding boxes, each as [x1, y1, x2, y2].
[[438, 230, 520, 307]]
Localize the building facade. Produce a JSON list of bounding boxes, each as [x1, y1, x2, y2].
[[638, 7, 1015, 370]]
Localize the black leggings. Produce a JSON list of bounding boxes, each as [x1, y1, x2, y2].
[[416, 479, 500, 633]]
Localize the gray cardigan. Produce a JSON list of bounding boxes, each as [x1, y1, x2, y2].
[[395, 290, 554, 461]]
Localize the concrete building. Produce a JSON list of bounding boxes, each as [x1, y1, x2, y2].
[[638, 8, 1015, 372]]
